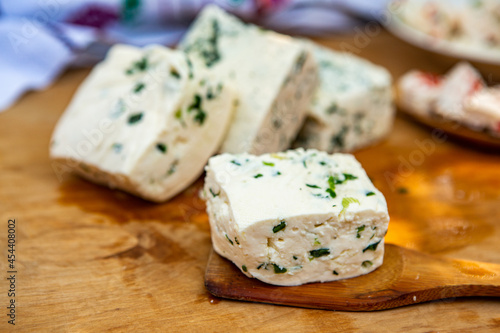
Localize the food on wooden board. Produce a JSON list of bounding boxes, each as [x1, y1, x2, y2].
[[50, 44, 236, 202], [294, 42, 394, 153], [179, 5, 318, 155], [50, 5, 397, 204], [203, 148, 389, 286]]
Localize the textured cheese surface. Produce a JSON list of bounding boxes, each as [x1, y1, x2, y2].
[[50, 44, 235, 202], [204, 148, 390, 286], [294, 43, 394, 153], [180, 5, 317, 155], [397, 70, 443, 116], [435, 62, 485, 124], [464, 87, 500, 135]]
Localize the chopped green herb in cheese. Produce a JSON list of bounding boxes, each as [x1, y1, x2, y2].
[[363, 240, 381, 253], [356, 225, 365, 238], [309, 248, 330, 258], [362, 260, 373, 268], [156, 143, 167, 153], [133, 82, 145, 93], [339, 197, 360, 216], [272, 220, 287, 233], [128, 113, 143, 124], [209, 188, 219, 197], [273, 264, 287, 274]]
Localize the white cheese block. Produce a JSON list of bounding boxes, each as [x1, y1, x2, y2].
[[435, 62, 485, 124], [50, 44, 236, 202], [464, 87, 500, 136], [203, 148, 389, 286], [397, 70, 443, 117], [294, 43, 394, 153], [179, 5, 318, 155]]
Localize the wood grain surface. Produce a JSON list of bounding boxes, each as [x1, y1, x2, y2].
[[206, 244, 500, 311], [1, 30, 500, 332]]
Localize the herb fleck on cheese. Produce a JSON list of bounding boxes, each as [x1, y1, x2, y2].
[[362, 260, 373, 268], [156, 143, 167, 153], [125, 57, 148, 75], [111, 143, 123, 153], [209, 188, 219, 197], [272, 220, 287, 233], [356, 225, 365, 238], [363, 240, 381, 253], [188, 94, 207, 125], [170, 68, 181, 79], [339, 197, 360, 216], [128, 113, 143, 124], [133, 82, 145, 93], [273, 264, 287, 274], [309, 248, 330, 258]]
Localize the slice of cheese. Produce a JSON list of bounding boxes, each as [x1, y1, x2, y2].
[[179, 5, 318, 155], [397, 70, 443, 117], [464, 87, 500, 136], [435, 62, 485, 124], [50, 44, 236, 202], [203, 148, 390, 286], [294, 43, 394, 153]]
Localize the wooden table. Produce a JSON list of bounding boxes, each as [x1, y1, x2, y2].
[[1, 30, 499, 332]]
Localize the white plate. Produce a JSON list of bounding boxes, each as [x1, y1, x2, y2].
[[384, 4, 500, 66]]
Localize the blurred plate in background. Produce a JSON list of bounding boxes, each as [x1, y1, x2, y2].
[[385, 0, 500, 81]]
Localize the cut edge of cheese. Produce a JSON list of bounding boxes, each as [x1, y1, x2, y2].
[[180, 5, 318, 155], [203, 148, 390, 286], [294, 42, 394, 153], [50, 44, 237, 202]]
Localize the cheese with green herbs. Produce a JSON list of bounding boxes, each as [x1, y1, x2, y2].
[[179, 5, 318, 154], [50, 44, 236, 202], [294, 43, 394, 153], [203, 148, 389, 286]]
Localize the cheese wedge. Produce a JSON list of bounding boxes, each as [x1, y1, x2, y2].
[[203, 148, 390, 286], [50, 44, 236, 202], [179, 5, 318, 154], [294, 43, 394, 153]]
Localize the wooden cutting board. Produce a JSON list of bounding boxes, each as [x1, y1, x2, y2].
[[2, 31, 500, 331], [205, 245, 500, 311]]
